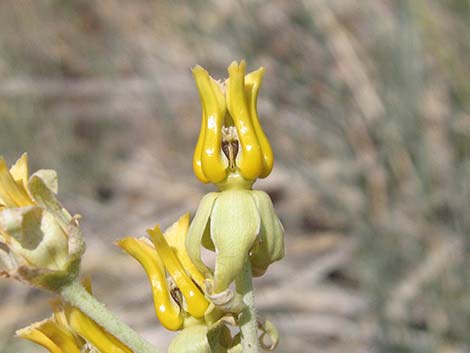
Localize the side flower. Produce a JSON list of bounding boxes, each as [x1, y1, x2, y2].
[[117, 214, 210, 331], [0, 154, 85, 291]]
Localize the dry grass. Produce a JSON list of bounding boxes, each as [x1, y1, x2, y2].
[[1, 1, 469, 352]]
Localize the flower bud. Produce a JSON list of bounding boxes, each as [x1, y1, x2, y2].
[[0, 154, 85, 291]]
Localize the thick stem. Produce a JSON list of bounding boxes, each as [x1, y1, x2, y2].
[[60, 280, 161, 353], [235, 261, 260, 353]]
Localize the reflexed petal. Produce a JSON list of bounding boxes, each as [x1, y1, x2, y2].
[[117, 237, 184, 330], [210, 190, 260, 293], [186, 192, 219, 279], [163, 213, 206, 289], [249, 190, 285, 277], [148, 225, 209, 319]]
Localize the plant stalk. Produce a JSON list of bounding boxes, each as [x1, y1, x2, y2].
[[60, 280, 160, 353], [235, 261, 260, 353]]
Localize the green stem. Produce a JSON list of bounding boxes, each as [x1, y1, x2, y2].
[[235, 261, 260, 353], [60, 280, 161, 353]]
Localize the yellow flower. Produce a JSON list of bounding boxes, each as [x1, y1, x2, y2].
[[188, 62, 285, 298], [192, 60, 274, 184], [0, 154, 84, 291], [117, 214, 210, 331], [18, 279, 132, 353]]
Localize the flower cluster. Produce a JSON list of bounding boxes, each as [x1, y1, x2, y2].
[[2, 61, 284, 353]]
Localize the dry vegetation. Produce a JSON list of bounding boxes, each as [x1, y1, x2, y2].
[[1, 1, 469, 352]]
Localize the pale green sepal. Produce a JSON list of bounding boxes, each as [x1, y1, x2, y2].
[[0, 207, 68, 269], [27, 175, 72, 229], [186, 192, 219, 279], [32, 169, 59, 194], [168, 325, 213, 353], [207, 317, 233, 353], [210, 190, 260, 293], [249, 190, 285, 277]]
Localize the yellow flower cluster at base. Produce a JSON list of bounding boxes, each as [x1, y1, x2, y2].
[[17, 279, 132, 353]]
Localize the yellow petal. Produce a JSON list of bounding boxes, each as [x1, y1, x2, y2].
[[9, 153, 29, 191], [0, 157, 34, 207], [163, 213, 206, 289], [17, 324, 65, 353], [148, 225, 209, 319], [192, 65, 227, 183], [67, 308, 133, 353], [17, 318, 81, 353], [226, 61, 264, 180], [117, 237, 184, 330], [244, 68, 274, 178]]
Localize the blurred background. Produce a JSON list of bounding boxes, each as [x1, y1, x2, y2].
[[1, 1, 469, 352]]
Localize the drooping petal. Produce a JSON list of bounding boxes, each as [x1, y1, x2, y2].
[[67, 308, 133, 353], [0, 157, 34, 207], [192, 65, 228, 183], [117, 237, 184, 330], [186, 192, 219, 279], [226, 61, 264, 180], [148, 225, 209, 319], [249, 190, 285, 277], [244, 68, 274, 178], [210, 190, 260, 293], [163, 213, 206, 289]]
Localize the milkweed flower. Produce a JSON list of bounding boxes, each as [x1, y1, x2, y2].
[[17, 279, 132, 353], [117, 214, 210, 331], [0, 154, 85, 291], [187, 61, 285, 296]]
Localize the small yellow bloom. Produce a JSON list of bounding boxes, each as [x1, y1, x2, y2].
[[0, 154, 84, 291], [18, 279, 132, 353], [192, 60, 274, 184], [117, 214, 210, 331]]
